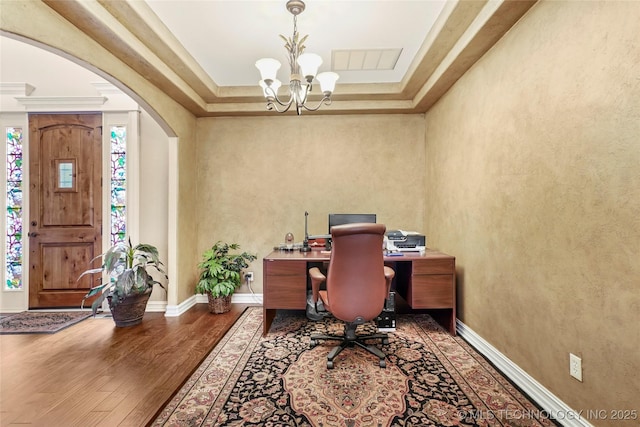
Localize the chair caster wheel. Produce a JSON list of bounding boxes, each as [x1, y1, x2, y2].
[[379, 359, 386, 368], [327, 360, 334, 369], [310, 340, 318, 348]]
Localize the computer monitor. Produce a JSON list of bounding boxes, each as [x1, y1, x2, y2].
[[328, 213, 377, 233]]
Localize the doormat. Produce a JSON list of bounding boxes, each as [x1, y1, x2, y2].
[[0, 312, 20, 320], [0, 311, 92, 334]]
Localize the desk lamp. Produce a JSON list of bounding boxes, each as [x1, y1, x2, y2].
[[301, 211, 311, 252]]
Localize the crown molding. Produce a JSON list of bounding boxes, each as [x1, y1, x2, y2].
[[14, 96, 108, 110], [0, 83, 35, 96], [91, 82, 123, 95]]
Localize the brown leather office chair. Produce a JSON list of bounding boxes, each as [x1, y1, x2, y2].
[[309, 223, 395, 369]]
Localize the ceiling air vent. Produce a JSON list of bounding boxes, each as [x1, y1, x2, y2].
[[331, 48, 402, 71]]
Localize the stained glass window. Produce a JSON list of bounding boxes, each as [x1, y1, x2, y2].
[[110, 126, 126, 245], [5, 127, 23, 290]]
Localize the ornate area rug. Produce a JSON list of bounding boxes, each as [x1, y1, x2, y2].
[[153, 307, 555, 427], [0, 311, 92, 334]]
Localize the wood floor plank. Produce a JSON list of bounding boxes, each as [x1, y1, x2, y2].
[[0, 303, 250, 426], [32, 390, 113, 427], [92, 392, 128, 413]]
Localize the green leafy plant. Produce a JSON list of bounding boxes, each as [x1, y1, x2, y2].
[[79, 238, 167, 315], [195, 242, 257, 298]]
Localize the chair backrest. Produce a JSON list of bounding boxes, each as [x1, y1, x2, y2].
[[326, 222, 387, 323]]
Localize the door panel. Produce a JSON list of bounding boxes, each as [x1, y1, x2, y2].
[[29, 114, 102, 308]]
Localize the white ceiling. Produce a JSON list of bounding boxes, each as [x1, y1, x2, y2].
[[145, 0, 447, 87], [6, 0, 538, 116]]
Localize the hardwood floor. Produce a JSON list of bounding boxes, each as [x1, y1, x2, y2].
[[0, 303, 250, 426]]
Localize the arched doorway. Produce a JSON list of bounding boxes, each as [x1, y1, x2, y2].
[[1, 36, 175, 312]]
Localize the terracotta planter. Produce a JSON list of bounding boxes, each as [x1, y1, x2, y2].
[[207, 294, 232, 314], [108, 290, 152, 327]]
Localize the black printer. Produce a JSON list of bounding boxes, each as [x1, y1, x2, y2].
[[385, 230, 426, 251]]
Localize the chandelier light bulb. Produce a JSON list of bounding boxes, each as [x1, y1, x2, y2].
[[255, 58, 281, 83], [316, 72, 339, 95], [297, 53, 323, 82]]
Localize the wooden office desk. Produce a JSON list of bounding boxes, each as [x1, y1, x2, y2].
[[262, 249, 456, 336]]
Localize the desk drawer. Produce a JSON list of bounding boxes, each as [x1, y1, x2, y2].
[[264, 276, 306, 309], [408, 275, 454, 308], [412, 258, 454, 275], [264, 260, 306, 276]]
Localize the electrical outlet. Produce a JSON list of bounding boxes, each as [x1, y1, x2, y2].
[[245, 272, 254, 282], [570, 353, 582, 381]]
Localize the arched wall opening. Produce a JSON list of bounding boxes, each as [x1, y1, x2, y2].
[[1, 29, 196, 312]]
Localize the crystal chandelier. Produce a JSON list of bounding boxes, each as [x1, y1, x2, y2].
[[255, 0, 339, 115]]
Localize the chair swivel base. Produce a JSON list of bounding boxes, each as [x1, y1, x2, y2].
[[310, 331, 389, 369]]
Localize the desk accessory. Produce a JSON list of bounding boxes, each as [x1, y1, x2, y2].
[[285, 232, 295, 250]]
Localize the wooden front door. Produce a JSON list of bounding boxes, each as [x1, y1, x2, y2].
[[28, 113, 102, 308]]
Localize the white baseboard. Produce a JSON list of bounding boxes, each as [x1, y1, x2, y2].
[[232, 293, 263, 305], [146, 300, 168, 312], [164, 295, 198, 317], [194, 294, 208, 304], [456, 320, 594, 427], [193, 293, 263, 305], [163, 293, 263, 317]]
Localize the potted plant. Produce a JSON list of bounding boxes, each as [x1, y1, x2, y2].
[[79, 238, 167, 327], [196, 241, 257, 314]]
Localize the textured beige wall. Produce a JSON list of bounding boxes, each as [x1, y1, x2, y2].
[[195, 115, 426, 291], [425, 0, 639, 420], [139, 111, 169, 303]]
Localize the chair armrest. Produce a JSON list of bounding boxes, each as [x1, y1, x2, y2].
[[309, 267, 326, 303], [383, 266, 395, 296]]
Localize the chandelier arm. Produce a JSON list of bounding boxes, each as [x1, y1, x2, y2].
[[295, 81, 311, 106], [266, 100, 294, 114], [264, 85, 295, 110], [300, 96, 332, 112], [270, 94, 295, 109]]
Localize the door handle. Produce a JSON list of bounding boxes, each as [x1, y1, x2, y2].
[[28, 232, 39, 237]]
